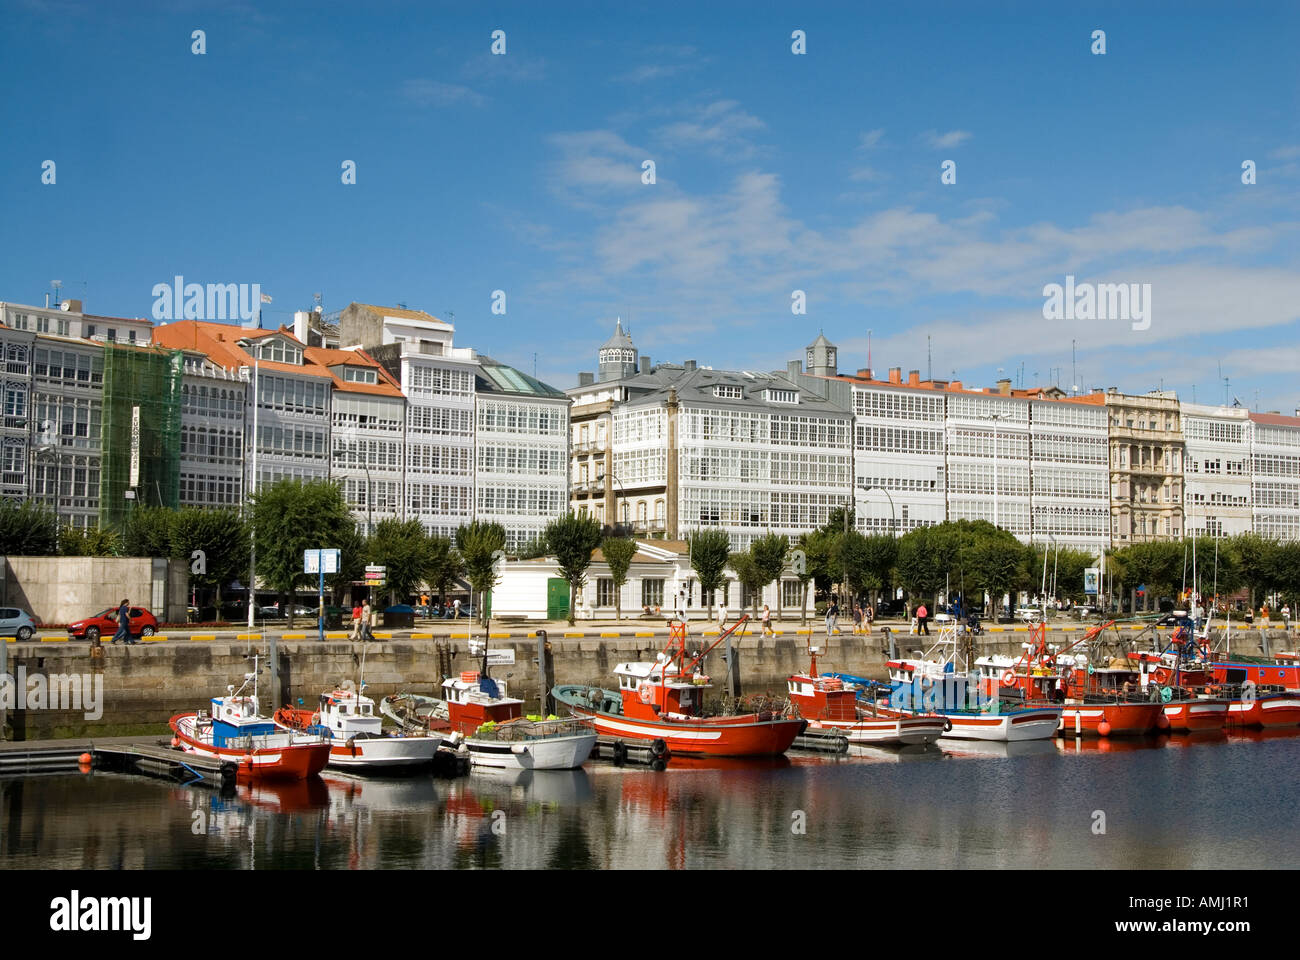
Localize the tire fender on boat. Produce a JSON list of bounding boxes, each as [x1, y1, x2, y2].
[[943, 717, 953, 733]]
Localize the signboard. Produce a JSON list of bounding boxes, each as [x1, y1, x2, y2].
[[1084, 568, 1100, 596], [486, 649, 515, 666], [304, 548, 340, 575], [129, 405, 141, 488]]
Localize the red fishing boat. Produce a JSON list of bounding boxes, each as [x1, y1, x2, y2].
[[553, 617, 805, 757], [973, 620, 1165, 737], [786, 645, 946, 746]]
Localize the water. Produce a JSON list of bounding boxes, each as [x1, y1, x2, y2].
[[2, 730, 1296, 870]]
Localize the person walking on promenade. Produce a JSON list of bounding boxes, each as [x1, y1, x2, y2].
[[453, 597, 461, 619], [718, 597, 729, 631], [825, 596, 839, 639], [112, 598, 132, 645], [675, 589, 688, 624], [351, 602, 363, 640], [761, 603, 773, 637], [360, 599, 373, 642], [917, 601, 930, 636]]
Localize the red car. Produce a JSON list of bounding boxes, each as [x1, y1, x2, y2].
[[67, 606, 159, 641]]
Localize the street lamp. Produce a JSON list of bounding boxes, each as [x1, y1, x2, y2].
[[863, 484, 897, 537]]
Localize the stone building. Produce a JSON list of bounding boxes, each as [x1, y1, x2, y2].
[[1105, 389, 1184, 543]]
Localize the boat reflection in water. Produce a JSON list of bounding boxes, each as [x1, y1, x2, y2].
[[1052, 733, 1171, 755], [940, 739, 1058, 760]]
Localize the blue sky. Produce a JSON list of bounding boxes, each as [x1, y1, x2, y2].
[[2, 0, 1297, 409]]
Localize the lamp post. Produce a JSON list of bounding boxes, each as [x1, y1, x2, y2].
[[864, 484, 897, 537]]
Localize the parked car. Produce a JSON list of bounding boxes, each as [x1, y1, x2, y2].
[[67, 606, 158, 641], [0, 607, 36, 642]]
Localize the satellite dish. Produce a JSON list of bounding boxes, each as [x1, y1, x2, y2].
[[60, 301, 71, 311]]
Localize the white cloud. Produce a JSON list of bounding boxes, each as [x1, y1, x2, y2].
[[401, 79, 486, 107], [923, 129, 972, 149], [858, 129, 886, 150], [656, 100, 765, 158]]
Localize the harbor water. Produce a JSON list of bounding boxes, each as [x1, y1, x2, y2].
[[2, 730, 1296, 870]]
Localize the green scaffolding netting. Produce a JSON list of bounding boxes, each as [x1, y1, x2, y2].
[[99, 345, 183, 530]]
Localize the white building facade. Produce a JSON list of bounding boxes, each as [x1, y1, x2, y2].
[[1181, 402, 1253, 538], [1250, 412, 1300, 541]]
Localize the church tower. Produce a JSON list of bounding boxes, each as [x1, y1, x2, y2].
[[598, 318, 638, 381]]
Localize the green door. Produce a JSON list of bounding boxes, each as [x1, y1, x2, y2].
[[547, 578, 570, 620]]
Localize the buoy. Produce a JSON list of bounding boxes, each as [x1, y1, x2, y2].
[[1097, 720, 1112, 737], [171, 737, 180, 748], [1155, 713, 1170, 730], [78, 752, 92, 765]]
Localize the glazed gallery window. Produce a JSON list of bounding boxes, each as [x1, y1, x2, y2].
[[642, 579, 664, 608]]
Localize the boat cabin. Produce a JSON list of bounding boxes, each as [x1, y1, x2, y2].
[[786, 673, 857, 721], [208, 695, 277, 747], [886, 659, 972, 712], [442, 671, 524, 734], [316, 689, 383, 738], [614, 659, 710, 721], [971, 655, 1062, 701]]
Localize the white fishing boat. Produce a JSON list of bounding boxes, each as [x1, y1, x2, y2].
[[464, 717, 597, 770], [275, 688, 456, 770]]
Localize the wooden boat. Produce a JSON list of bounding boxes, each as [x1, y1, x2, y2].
[[274, 688, 450, 770], [463, 717, 597, 770], [786, 647, 946, 745], [170, 667, 330, 781], [553, 617, 805, 757]]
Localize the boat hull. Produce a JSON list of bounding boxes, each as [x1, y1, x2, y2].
[[272, 707, 445, 770], [808, 715, 945, 746], [1212, 660, 1300, 692], [170, 714, 331, 781], [1163, 699, 1229, 732], [936, 707, 1062, 742], [1224, 693, 1300, 728], [1057, 701, 1164, 736], [559, 699, 803, 756], [465, 732, 596, 770]]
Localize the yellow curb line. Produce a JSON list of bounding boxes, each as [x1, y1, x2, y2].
[[325, 632, 350, 639], [411, 633, 434, 639], [489, 632, 510, 639], [282, 633, 307, 639], [600, 632, 620, 638], [563, 632, 584, 637], [635, 632, 655, 637], [141, 635, 169, 642], [236, 634, 262, 641], [451, 633, 470, 639], [40, 636, 68, 642], [189, 634, 215, 641]]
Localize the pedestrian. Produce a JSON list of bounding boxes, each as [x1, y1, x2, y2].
[[675, 589, 688, 623], [718, 597, 729, 630], [1262, 603, 1270, 627], [761, 603, 773, 637], [350, 601, 363, 640], [852, 603, 863, 635], [917, 601, 930, 636], [453, 597, 461, 619], [360, 599, 373, 642], [866, 603, 875, 626], [1283, 604, 1292, 632], [112, 598, 132, 645], [825, 596, 839, 638]]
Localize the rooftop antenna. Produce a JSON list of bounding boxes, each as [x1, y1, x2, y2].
[[927, 335, 932, 381], [533, 352, 538, 378], [867, 328, 872, 375], [1071, 339, 1077, 394], [51, 280, 62, 309]]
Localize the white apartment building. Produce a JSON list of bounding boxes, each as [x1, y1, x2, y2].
[[341, 304, 477, 540], [1181, 402, 1253, 538], [153, 321, 332, 497], [178, 353, 247, 508], [1027, 392, 1110, 552], [0, 323, 34, 504], [1250, 412, 1300, 540], [310, 346, 406, 536], [474, 356, 570, 552]]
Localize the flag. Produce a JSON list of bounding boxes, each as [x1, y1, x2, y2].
[[260, 293, 272, 303]]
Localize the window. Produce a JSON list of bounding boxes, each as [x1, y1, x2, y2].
[[597, 578, 616, 607], [107, 329, 117, 342], [782, 580, 803, 609], [642, 579, 664, 609], [714, 385, 742, 399], [85, 324, 96, 338], [343, 367, 378, 384]]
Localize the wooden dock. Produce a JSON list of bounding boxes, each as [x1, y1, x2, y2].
[[0, 735, 235, 786]]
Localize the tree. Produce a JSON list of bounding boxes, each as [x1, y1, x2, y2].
[[329, 522, 368, 605], [121, 506, 176, 558], [367, 518, 430, 605], [601, 536, 636, 621], [424, 535, 464, 607], [729, 549, 766, 621], [1232, 533, 1277, 612], [751, 532, 789, 619], [0, 500, 59, 555], [171, 507, 250, 607], [457, 521, 506, 632], [803, 528, 840, 595], [789, 542, 814, 624], [251, 478, 355, 627], [544, 512, 604, 626], [688, 530, 731, 622], [58, 524, 120, 557], [517, 534, 548, 560], [839, 532, 896, 607], [894, 526, 950, 609]]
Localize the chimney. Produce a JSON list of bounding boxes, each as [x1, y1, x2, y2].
[[949, 380, 962, 391], [857, 367, 873, 380], [908, 370, 920, 386], [293, 310, 310, 344], [578, 372, 594, 386], [997, 378, 1011, 396], [640, 356, 651, 374], [787, 360, 802, 377], [684, 360, 696, 371], [889, 367, 902, 384]]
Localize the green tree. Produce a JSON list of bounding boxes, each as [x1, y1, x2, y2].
[[171, 507, 250, 607], [601, 536, 637, 621], [329, 522, 368, 605], [121, 506, 177, 557], [0, 500, 59, 555], [1231, 533, 1277, 612], [58, 524, 120, 557], [367, 518, 430, 605], [803, 528, 841, 595], [544, 512, 604, 626], [456, 521, 506, 633], [729, 549, 767, 621], [839, 532, 896, 607], [251, 478, 355, 627], [688, 530, 732, 622], [424, 535, 464, 607], [894, 526, 950, 609], [751, 532, 790, 619]]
